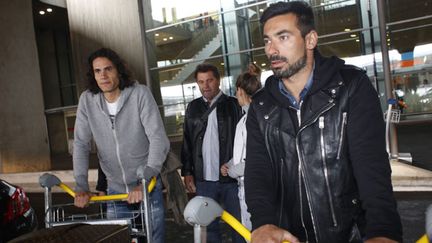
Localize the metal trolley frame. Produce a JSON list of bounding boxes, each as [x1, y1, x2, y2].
[[39, 173, 155, 243]]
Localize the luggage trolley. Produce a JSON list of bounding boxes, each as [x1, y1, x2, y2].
[[38, 171, 156, 243]]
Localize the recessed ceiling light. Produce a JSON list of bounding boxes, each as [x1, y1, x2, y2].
[[47, 8, 52, 12], [221, 63, 224, 66], [163, 38, 167, 41], [155, 33, 159, 37], [39, 10, 45, 15], [387, 38, 391, 42], [261, 63, 266, 66], [355, 39, 360, 42], [169, 36, 173, 40], [259, 9, 264, 12], [350, 34, 357, 38], [344, 28, 351, 32]]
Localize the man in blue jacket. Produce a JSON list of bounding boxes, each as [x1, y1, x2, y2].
[[73, 48, 169, 243], [244, 2, 402, 243]]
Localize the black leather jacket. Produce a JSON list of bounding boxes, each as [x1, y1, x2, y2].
[[245, 52, 402, 242], [181, 93, 242, 183]]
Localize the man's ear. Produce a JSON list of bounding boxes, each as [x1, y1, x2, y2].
[[305, 30, 318, 50]]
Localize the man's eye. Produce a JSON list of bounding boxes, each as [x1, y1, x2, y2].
[[279, 35, 289, 41], [263, 39, 271, 45]]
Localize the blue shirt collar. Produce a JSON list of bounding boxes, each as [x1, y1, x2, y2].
[[278, 63, 315, 109]]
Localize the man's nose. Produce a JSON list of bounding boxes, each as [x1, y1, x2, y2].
[[100, 70, 108, 77], [266, 42, 278, 56]]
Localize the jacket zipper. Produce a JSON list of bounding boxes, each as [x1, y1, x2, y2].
[[296, 101, 335, 242], [336, 112, 347, 160], [319, 116, 338, 227], [111, 118, 129, 193], [294, 101, 309, 242]]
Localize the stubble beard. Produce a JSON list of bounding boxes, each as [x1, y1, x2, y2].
[[271, 51, 307, 79]]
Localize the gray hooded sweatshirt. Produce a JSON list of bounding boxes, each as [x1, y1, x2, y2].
[[73, 82, 170, 193]]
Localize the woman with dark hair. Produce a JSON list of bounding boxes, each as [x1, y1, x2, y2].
[[220, 67, 262, 230]]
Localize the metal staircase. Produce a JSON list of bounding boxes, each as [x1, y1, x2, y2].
[[164, 29, 221, 87]]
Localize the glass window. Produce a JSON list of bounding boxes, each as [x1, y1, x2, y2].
[[386, 0, 432, 116]]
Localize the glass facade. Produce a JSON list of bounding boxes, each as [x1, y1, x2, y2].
[[142, 0, 432, 135]]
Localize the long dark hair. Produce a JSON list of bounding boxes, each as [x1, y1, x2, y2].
[[86, 48, 134, 94], [260, 1, 315, 38]]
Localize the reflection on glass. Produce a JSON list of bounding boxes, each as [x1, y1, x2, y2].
[[146, 0, 432, 135]]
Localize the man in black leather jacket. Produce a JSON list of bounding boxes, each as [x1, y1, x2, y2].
[[244, 2, 402, 243], [181, 63, 244, 243]]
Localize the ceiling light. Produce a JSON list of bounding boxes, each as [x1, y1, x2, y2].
[[344, 28, 350, 32], [39, 10, 45, 15], [387, 38, 391, 42], [169, 36, 173, 40], [221, 63, 224, 66], [163, 38, 167, 41], [155, 33, 159, 37], [261, 63, 266, 66], [47, 8, 52, 12], [355, 39, 360, 42], [259, 9, 264, 12], [350, 34, 357, 38], [253, 61, 257, 64]]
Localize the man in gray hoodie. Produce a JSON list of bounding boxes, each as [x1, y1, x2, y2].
[[73, 48, 170, 243]]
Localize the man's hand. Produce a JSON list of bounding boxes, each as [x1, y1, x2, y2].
[[74, 191, 92, 208], [128, 184, 143, 204], [251, 224, 300, 243], [365, 237, 398, 243], [220, 164, 229, 177], [184, 175, 196, 193]]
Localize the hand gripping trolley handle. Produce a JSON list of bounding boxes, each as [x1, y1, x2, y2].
[[39, 170, 156, 243], [183, 196, 291, 243]]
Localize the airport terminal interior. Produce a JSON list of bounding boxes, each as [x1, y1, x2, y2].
[[1, 1, 432, 242], [34, 0, 432, 170], [1, 0, 432, 171]]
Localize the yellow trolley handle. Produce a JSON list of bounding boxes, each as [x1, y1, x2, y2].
[[58, 176, 157, 201], [417, 234, 430, 243], [220, 210, 290, 243]]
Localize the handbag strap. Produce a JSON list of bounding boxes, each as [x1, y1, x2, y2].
[[200, 97, 220, 122]]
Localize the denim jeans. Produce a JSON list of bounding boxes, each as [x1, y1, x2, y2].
[[196, 181, 245, 243], [107, 177, 165, 243]]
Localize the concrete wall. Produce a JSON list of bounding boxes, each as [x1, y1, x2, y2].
[[0, 0, 51, 172], [66, 0, 149, 94]]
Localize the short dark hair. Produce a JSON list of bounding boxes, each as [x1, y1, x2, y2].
[[236, 72, 262, 96], [86, 48, 134, 94], [194, 63, 220, 80], [260, 1, 315, 38]]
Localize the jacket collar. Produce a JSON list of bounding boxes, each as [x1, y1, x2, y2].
[[264, 50, 345, 109], [97, 81, 137, 115]]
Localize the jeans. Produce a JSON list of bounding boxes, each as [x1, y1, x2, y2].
[[107, 177, 165, 243], [196, 181, 245, 243]]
